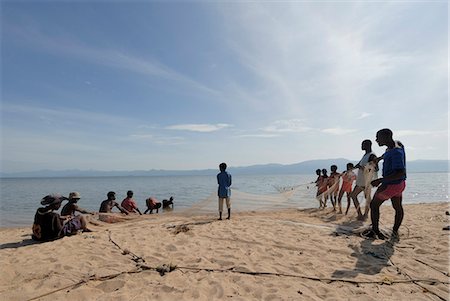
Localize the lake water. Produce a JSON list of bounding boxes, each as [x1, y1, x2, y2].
[[0, 173, 448, 227]]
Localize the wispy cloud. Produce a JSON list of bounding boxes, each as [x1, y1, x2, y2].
[[8, 25, 221, 97], [166, 123, 232, 132], [1, 103, 131, 126], [357, 112, 372, 119], [396, 130, 447, 137], [321, 127, 357, 135], [129, 134, 154, 139], [262, 119, 313, 133], [236, 134, 280, 138]]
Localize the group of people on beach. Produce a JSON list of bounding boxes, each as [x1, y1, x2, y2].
[[32, 190, 174, 242], [315, 139, 379, 219], [31, 128, 405, 242], [315, 128, 407, 240]]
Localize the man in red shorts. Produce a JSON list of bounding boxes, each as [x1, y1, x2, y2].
[[366, 128, 406, 240]]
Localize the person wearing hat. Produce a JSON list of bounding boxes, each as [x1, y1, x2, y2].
[[121, 190, 142, 215], [99, 191, 129, 214], [32, 194, 91, 241], [61, 192, 94, 216]]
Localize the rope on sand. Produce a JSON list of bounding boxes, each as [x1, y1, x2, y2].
[[27, 225, 450, 301], [383, 244, 449, 301]]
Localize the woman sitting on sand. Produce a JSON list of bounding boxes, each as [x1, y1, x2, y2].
[[32, 194, 91, 242]]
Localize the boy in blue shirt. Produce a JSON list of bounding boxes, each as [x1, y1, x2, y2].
[[366, 129, 406, 240], [217, 162, 232, 220]]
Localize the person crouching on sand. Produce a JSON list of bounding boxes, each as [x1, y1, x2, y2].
[[121, 190, 143, 215], [144, 196, 162, 214], [99, 191, 129, 214], [217, 162, 232, 220], [32, 194, 91, 242]]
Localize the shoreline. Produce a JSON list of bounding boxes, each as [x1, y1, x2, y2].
[[1, 201, 448, 230], [1, 202, 449, 300]]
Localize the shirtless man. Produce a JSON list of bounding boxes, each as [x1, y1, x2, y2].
[[99, 191, 129, 214]]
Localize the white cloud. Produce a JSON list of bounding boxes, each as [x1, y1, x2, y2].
[[321, 127, 357, 135], [263, 119, 313, 133], [129, 134, 154, 139], [236, 134, 280, 138], [166, 123, 232, 132], [396, 130, 447, 137], [357, 112, 372, 119]]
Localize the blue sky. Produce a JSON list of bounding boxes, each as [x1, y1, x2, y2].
[[1, 1, 448, 172]]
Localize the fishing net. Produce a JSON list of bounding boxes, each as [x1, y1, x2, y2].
[[181, 184, 306, 215]]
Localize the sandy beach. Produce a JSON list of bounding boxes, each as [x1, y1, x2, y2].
[[0, 202, 448, 301]]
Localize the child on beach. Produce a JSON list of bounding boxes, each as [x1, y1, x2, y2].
[[314, 169, 324, 208], [316, 169, 329, 209], [350, 140, 378, 220], [337, 163, 357, 214], [328, 165, 340, 210], [217, 162, 232, 220]]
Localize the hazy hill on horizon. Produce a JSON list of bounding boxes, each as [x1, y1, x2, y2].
[[0, 159, 448, 178]]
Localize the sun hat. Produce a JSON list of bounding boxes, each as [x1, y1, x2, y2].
[[69, 192, 81, 200], [40, 194, 65, 206]]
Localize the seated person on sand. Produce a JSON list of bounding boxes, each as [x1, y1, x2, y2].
[[121, 190, 143, 215], [99, 191, 129, 214], [144, 196, 161, 214], [61, 191, 95, 216], [32, 194, 91, 242]]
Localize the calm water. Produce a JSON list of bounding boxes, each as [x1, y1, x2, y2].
[[0, 173, 448, 227]]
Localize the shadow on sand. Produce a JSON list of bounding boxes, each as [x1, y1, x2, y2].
[[331, 235, 398, 279], [0, 238, 40, 250]]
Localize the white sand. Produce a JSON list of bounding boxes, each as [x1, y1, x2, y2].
[[0, 202, 449, 301]]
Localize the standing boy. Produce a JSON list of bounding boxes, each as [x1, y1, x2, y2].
[[328, 165, 340, 210], [337, 163, 357, 214], [217, 162, 232, 220], [366, 129, 407, 240], [350, 140, 377, 220], [314, 169, 324, 208]]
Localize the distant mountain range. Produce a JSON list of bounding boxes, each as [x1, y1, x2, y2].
[[0, 159, 448, 178]]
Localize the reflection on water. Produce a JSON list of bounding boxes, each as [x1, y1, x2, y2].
[[0, 173, 448, 227]]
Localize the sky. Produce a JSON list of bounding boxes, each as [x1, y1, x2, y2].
[[1, 1, 448, 172]]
